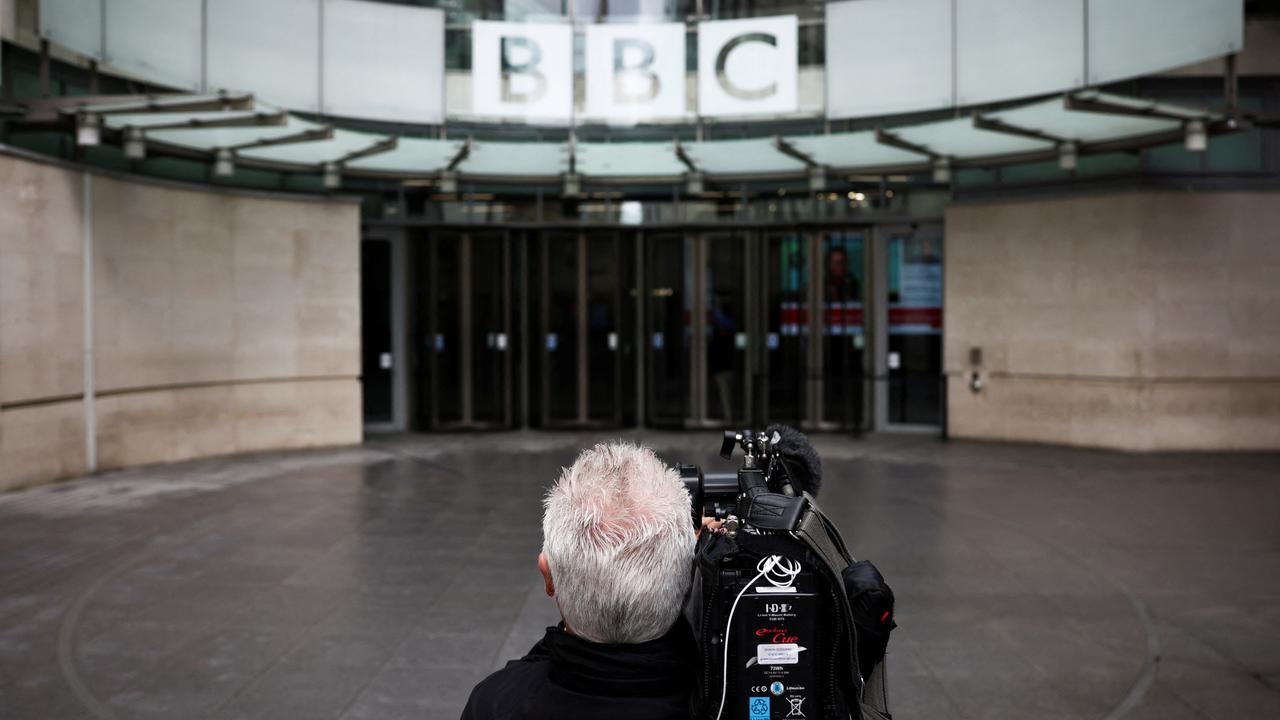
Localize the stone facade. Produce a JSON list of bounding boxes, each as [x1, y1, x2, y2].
[[0, 151, 361, 491], [945, 191, 1280, 451]]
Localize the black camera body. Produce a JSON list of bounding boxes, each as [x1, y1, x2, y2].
[[679, 429, 810, 526], [681, 430, 842, 720]]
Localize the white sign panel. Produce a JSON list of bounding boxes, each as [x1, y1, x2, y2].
[[472, 21, 573, 122], [698, 15, 797, 118], [585, 23, 686, 122]]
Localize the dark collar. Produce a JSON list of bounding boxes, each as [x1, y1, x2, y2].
[[544, 622, 696, 698]]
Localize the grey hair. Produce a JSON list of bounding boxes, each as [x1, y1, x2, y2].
[[542, 441, 695, 644]]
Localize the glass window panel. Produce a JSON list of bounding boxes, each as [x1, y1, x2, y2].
[[955, 0, 1085, 106], [471, 234, 508, 424], [40, 0, 103, 59], [646, 234, 690, 424], [887, 231, 943, 426], [587, 236, 621, 422], [105, 0, 203, 92], [705, 235, 746, 424], [207, 0, 321, 112], [432, 234, 464, 424], [821, 231, 865, 427], [765, 233, 807, 425], [323, 0, 446, 123], [1087, 0, 1243, 85], [545, 234, 579, 422], [826, 0, 952, 119]]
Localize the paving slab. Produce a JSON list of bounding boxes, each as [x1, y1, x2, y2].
[[0, 432, 1276, 719]]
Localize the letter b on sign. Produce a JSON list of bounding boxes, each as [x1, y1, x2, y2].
[[501, 36, 546, 103], [613, 38, 658, 104], [473, 21, 572, 121], [585, 23, 685, 121], [698, 15, 797, 118]]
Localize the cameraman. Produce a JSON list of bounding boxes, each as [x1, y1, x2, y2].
[[461, 441, 701, 720]]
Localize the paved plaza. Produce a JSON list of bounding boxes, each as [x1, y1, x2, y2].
[[1, 432, 1277, 720]]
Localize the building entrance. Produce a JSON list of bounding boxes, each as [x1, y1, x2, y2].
[[386, 223, 943, 434]]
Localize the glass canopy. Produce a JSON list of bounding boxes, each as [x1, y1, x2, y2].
[[96, 91, 1217, 184]]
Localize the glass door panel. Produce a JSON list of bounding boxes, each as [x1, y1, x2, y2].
[[764, 233, 807, 425], [887, 230, 944, 426], [587, 234, 622, 423], [821, 231, 867, 428], [431, 234, 463, 426], [361, 239, 394, 424], [471, 233, 510, 426], [542, 233, 579, 424], [705, 234, 747, 424], [646, 233, 690, 425]]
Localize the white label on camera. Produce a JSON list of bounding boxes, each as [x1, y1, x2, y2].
[[757, 643, 799, 665]]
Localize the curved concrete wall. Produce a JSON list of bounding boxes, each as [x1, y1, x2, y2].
[[0, 150, 361, 491], [945, 191, 1280, 451]]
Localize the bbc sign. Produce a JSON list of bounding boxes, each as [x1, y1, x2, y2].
[[472, 16, 798, 122]]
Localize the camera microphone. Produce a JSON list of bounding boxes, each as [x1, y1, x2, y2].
[[765, 424, 823, 498]]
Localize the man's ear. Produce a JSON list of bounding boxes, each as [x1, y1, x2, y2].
[[538, 552, 555, 597]]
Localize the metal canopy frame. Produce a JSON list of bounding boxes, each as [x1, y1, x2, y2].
[[135, 111, 288, 134], [226, 125, 334, 153], [6, 88, 1247, 187], [19, 92, 255, 123], [971, 115, 1070, 146], [873, 127, 938, 160], [772, 135, 820, 168], [338, 135, 398, 167]]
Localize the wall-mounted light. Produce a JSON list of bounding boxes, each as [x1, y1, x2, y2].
[[214, 148, 234, 177], [1058, 141, 1078, 171], [563, 172, 581, 198], [323, 162, 341, 189], [931, 157, 951, 184], [685, 172, 704, 196], [808, 165, 826, 192], [123, 127, 146, 160], [439, 170, 458, 193], [1184, 119, 1207, 152], [76, 113, 101, 146]]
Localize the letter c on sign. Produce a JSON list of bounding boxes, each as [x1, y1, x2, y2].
[[715, 32, 777, 101], [501, 36, 547, 103]]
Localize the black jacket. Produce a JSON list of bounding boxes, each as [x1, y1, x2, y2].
[[460, 622, 697, 720]]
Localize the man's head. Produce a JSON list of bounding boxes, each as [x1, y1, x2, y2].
[[540, 441, 695, 644]]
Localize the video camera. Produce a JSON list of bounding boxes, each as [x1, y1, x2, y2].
[[679, 428, 813, 529], [679, 427, 893, 720]]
